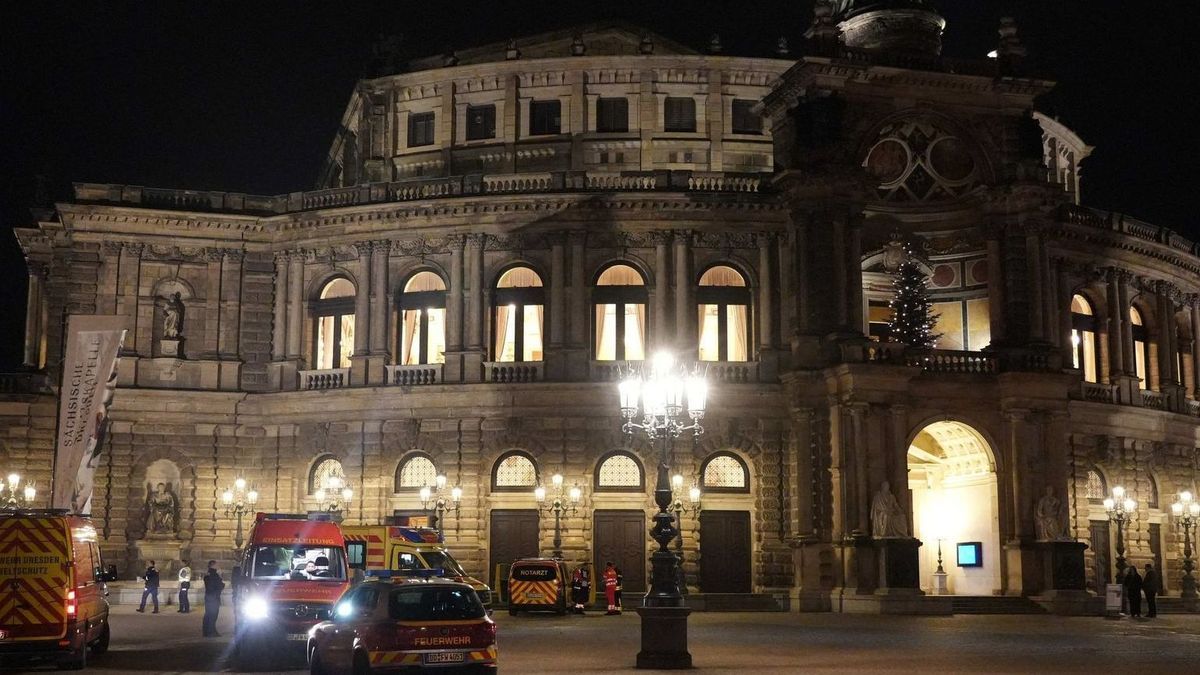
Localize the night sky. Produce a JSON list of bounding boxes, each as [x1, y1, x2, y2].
[[1, 1, 1192, 370]]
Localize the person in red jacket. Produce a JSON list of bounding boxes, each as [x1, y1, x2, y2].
[[603, 561, 619, 615]]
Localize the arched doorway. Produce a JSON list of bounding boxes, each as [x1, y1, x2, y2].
[[908, 420, 1001, 596]]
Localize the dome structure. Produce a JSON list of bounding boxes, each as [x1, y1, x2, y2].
[[827, 0, 946, 56]]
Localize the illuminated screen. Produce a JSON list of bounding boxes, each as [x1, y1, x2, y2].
[[956, 542, 983, 568]]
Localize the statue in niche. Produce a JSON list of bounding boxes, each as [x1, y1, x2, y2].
[[870, 481, 909, 539], [1035, 486, 1067, 541], [145, 481, 180, 536], [162, 292, 184, 339]]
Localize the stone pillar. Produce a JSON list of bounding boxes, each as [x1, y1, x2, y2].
[[758, 233, 777, 379], [1156, 287, 1174, 389], [202, 250, 224, 358], [272, 254, 288, 361], [778, 231, 794, 346], [654, 232, 671, 349], [673, 231, 693, 354], [445, 236, 465, 382], [286, 252, 304, 361], [116, 243, 142, 354], [1118, 273, 1135, 374], [848, 403, 870, 536], [463, 235, 485, 381], [23, 264, 45, 368], [1003, 408, 1034, 596], [217, 251, 243, 389], [791, 408, 814, 537], [349, 244, 371, 385], [986, 235, 1006, 344], [1106, 268, 1125, 376], [1057, 266, 1074, 367], [1192, 300, 1200, 399], [1026, 231, 1045, 341], [369, 241, 389, 383], [547, 235, 567, 380]]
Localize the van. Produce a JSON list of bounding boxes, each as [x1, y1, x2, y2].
[[0, 510, 113, 670], [506, 558, 569, 615], [231, 513, 350, 670], [342, 525, 493, 607]]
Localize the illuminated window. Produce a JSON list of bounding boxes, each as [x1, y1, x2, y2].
[[700, 452, 749, 493], [395, 454, 438, 491], [1131, 306, 1150, 389], [310, 456, 345, 495], [398, 272, 446, 366], [1071, 294, 1099, 383], [868, 300, 893, 342], [697, 266, 750, 362], [1085, 468, 1106, 503], [313, 278, 355, 369], [492, 451, 538, 490], [595, 452, 643, 491], [493, 267, 544, 362], [593, 264, 647, 361]]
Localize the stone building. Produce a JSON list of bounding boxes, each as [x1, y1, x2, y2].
[[3, 4, 1198, 612]]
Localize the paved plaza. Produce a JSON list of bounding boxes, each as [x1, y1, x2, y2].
[[5, 605, 1200, 674]]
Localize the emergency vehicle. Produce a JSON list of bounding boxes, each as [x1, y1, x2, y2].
[[0, 510, 113, 670], [506, 558, 569, 615], [341, 525, 492, 607], [232, 512, 350, 671], [308, 575, 496, 674]]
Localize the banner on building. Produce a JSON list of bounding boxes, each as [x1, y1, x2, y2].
[[52, 315, 126, 514]]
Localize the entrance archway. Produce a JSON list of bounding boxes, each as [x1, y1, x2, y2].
[[907, 420, 1001, 596]]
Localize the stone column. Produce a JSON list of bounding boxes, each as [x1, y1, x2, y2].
[[114, 243, 143, 355], [758, 233, 776, 378], [547, 235, 566, 380], [654, 232, 671, 349], [272, 253, 288, 361], [369, 241, 389, 384], [1119, 273, 1136, 376], [1106, 268, 1125, 376], [1056, 266, 1074, 367], [23, 263, 45, 368], [203, 250, 224, 358], [777, 231, 794, 345], [1155, 287, 1173, 389], [1025, 231, 1045, 340], [463, 235, 486, 381], [673, 231, 693, 354], [445, 236, 465, 382], [791, 408, 814, 537], [1192, 299, 1200, 399], [217, 251, 244, 389], [986, 234, 1006, 344], [848, 403, 870, 536], [567, 232, 588, 379], [286, 252, 304, 362], [353, 244, 371, 357]]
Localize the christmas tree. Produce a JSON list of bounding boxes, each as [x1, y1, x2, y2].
[[888, 248, 941, 349]]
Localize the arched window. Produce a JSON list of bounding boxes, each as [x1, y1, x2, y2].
[[700, 452, 750, 493], [593, 264, 647, 361], [398, 272, 447, 365], [310, 456, 345, 495], [493, 267, 544, 362], [1147, 474, 1160, 509], [697, 266, 750, 362], [1130, 306, 1150, 389], [395, 453, 438, 491], [594, 451, 644, 491], [1085, 468, 1106, 504], [491, 451, 538, 491], [313, 278, 356, 369], [1071, 294, 1099, 383]]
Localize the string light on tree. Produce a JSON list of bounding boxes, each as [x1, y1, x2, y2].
[[888, 245, 941, 349]]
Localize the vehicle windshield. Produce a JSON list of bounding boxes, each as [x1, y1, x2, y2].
[[421, 551, 469, 578], [389, 586, 484, 621], [249, 545, 346, 580]]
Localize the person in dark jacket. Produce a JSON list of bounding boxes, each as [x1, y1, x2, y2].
[[614, 567, 624, 611], [1123, 565, 1143, 618], [177, 559, 191, 613], [202, 560, 225, 637], [136, 560, 160, 613], [570, 566, 589, 614], [1142, 563, 1159, 618]]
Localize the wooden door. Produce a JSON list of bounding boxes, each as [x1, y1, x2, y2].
[[699, 510, 751, 593], [1149, 522, 1164, 593], [489, 510, 540, 591], [1088, 520, 1111, 593], [593, 510, 647, 594]]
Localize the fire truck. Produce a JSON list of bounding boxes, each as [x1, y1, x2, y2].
[[341, 525, 492, 607]]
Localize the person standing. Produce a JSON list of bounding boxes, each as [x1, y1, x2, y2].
[[136, 560, 160, 613], [177, 560, 191, 613], [1142, 563, 1159, 618], [570, 567, 588, 614], [614, 567, 623, 612], [603, 561, 619, 615], [1123, 564, 1143, 618], [203, 560, 225, 637]]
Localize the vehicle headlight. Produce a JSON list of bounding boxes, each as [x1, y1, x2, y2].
[[335, 602, 354, 619], [244, 596, 270, 621]]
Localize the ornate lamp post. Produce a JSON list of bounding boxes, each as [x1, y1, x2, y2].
[[1170, 490, 1199, 601], [314, 475, 354, 518], [669, 474, 701, 574], [221, 477, 258, 549], [619, 350, 706, 669], [1103, 485, 1136, 576], [535, 473, 582, 559], [419, 474, 462, 530], [0, 472, 37, 510]]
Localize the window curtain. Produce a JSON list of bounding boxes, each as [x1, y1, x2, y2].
[[401, 309, 420, 365], [596, 304, 616, 360], [625, 304, 646, 360], [494, 305, 514, 362], [727, 305, 748, 362], [427, 308, 446, 364], [1134, 340, 1148, 389], [525, 305, 544, 361], [698, 305, 720, 361], [317, 316, 334, 369], [338, 314, 355, 368]]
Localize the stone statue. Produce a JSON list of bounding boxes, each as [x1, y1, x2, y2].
[[1035, 486, 1066, 541], [871, 481, 909, 539], [162, 292, 184, 339], [146, 481, 180, 536]]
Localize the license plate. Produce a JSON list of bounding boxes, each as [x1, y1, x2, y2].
[[286, 633, 308, 641], [425, 652, 465, 664], [525, 592, 543, 599]]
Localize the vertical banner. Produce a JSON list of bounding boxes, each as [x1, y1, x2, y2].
[[52, 315, 127, 513]]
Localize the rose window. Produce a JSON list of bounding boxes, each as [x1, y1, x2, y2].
[[864, 119, 979, 202]]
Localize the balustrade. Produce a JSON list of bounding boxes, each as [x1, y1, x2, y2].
[[483, 362, 544, 383], [905, 349, 998, 374], [1140, 390, 1166, 410], [299, 368, 350, 390], [386, 364, 443, 386]]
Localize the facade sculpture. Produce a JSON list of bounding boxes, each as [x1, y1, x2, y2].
[[2, 8, 1197, 612]]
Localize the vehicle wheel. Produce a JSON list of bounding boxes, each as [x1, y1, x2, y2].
[[58, 644, 87, 670], [89, 622, 110, 655], [352, 651, 371, 675], [508, 607, 518, 616], [555, 598, 567, 616], [309, 649, 328, 675]]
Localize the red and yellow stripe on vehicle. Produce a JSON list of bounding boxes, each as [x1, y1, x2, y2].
[[343, 531, 386, 569], [0, 517, 70, 638], [508, 579, 558, 605]]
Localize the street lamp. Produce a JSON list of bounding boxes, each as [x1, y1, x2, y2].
[[1, 472, 37, 509], [535, 473, 582, 559], [1103, 485, 1137, 575], [1170, 490, 1199, 601], [619, 350, 706, 669], [419, 474, 462, 530], [221, 477, 258, 549], [314, 475, 354, 517]]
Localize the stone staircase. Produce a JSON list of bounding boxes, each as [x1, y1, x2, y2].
[[951, 596, 1047, 615]]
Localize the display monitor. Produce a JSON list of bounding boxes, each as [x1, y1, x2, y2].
[[956, 541, 983, 567]]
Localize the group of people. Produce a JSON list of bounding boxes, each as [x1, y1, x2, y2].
[[1120, 562, 1160, 618], [567, 562, 624, 615], [135, 559, 226, 636]]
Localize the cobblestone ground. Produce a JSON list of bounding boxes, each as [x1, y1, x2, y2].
[[4, 605, 1199, 673]]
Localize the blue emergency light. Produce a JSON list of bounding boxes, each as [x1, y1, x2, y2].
[[365, 568, 446, 580], [388, 526, 444, 543]]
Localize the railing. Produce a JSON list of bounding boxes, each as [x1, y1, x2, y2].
[[1079, 381, 1117, 404], [386, 364, 443, 386], [483, 362, 543, 383], [687, 172, 760, 193], [586, 172, 658, 191], [588, 360, 643, 381], [905, 350, 998, 375], [483, 173, 554, 193], [1058, 204, 1199, 256], [705, 361, 759, 383], [1140, 390, 1166, 410], [299, 368, 350, 390], [1190, 400, 1200, 416]]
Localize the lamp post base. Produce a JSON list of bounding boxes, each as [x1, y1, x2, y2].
[[635, 606, 693, 669]]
